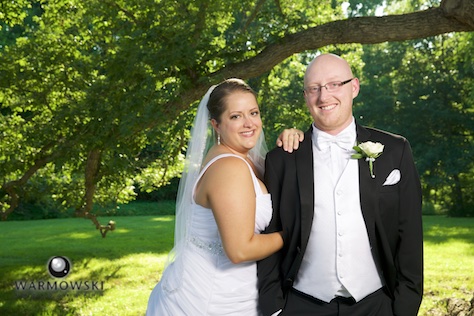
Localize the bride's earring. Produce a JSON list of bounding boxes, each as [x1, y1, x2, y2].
[[217, 134, 221, 145]]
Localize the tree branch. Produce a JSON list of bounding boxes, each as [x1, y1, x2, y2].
[[216, 1, 473, 80], [104, 0, 139, 24], [442, 0, 474, 28], [1, 142, 62, 221], [157, 0, 473, 119], [136, 0, 474, 136], [243, 0, 267, 31]]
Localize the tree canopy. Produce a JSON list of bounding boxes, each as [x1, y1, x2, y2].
[[1, 0, 473, 229]]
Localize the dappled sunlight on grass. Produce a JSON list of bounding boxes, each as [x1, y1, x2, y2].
[[424, 225, 473, 243], [150, 216, 175, 222], [2, 215, 472, 315], [68, 232, 95, 239], [112, 228, 131, 234], [1, 251, 171, 315], [1, 265, 45, 285], [1, 215, 174, 315], [418, 216, 474, 315], [56, 253, 168, 315]]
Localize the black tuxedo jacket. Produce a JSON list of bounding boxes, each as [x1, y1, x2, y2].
[[258, 123, 423, 316]]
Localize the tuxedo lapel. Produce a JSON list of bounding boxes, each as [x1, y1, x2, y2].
[[356, 124, 378, 244], [296, 129, 315, 253]]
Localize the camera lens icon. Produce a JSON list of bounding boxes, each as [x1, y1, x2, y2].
[[47, 256, 71, 278]]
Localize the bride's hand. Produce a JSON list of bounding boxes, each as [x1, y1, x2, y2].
[[276, 128, 304, 153]]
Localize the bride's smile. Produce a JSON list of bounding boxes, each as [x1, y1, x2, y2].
[[211, 91, 262, 156]]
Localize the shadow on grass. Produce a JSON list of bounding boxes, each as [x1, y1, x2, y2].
[[5, 215, 471, 315], [1, 264, 118, 315], [0, 215, 174, 315], [423, 215, 474, 247], [1, 287, 104, 316]]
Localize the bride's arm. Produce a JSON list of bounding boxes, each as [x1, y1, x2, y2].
[[197, 157, 283, 264]]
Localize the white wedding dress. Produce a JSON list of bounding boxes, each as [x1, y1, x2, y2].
[[146, 154, 272, 316]]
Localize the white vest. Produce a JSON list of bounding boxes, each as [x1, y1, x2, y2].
[[293, 135, 383, 303]]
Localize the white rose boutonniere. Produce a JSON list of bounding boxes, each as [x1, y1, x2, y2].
[[351, 141, 384, 178]]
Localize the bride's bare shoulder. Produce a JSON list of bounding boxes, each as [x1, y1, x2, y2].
[[202, 145, 240, 166]]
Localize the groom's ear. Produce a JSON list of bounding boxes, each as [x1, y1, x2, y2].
[[351, 78, 360, 99]]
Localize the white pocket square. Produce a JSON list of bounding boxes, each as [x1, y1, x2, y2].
[[383, 169, 401, 186]]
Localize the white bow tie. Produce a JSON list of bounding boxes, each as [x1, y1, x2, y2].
[[316, 132, 354, 151]]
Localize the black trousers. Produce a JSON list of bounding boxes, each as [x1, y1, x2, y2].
[[281, 287, 393, 316]]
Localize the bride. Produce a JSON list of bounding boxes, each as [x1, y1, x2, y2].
[[146, 78, 301, 315]]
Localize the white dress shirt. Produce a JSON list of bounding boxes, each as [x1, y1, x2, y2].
[[293, 118, 383, 303]]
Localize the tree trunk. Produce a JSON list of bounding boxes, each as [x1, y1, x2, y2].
[[75, 149, 116, 237]]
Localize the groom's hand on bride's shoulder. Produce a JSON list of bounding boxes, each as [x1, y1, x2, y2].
[[277, 128, 304, 153]]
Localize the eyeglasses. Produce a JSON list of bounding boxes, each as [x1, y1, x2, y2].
[[304, 78, 354, 96]]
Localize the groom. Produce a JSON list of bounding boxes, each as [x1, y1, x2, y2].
[[258, 54, 423, 316]]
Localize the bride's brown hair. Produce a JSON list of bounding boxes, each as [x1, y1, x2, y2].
[[207, 78, 257, 123]]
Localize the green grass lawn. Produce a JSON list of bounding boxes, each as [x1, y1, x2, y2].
[[0, 210, 473, 315], [420, 216, 474, 315], [0, 206, 175, 316]]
